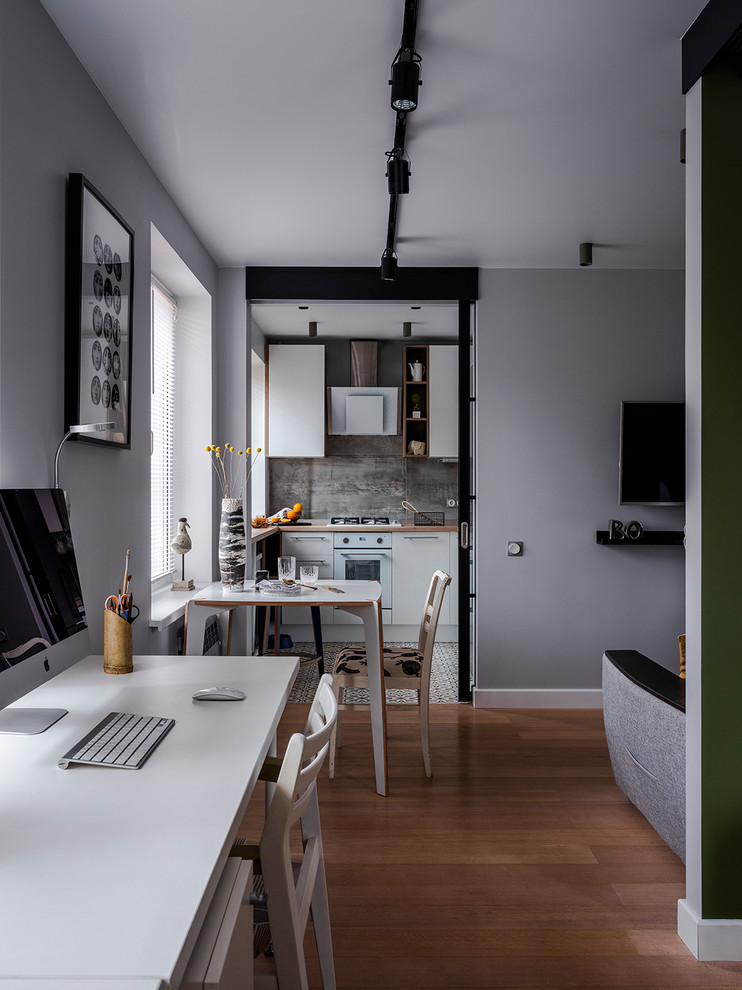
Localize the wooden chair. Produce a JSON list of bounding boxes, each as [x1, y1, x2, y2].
[[232, 673, 338, 990], [328, 569, 451, 778]]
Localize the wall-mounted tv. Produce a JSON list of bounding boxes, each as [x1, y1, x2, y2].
[[619, 401, 685, 506]]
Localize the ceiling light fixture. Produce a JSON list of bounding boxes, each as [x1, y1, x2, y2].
[[403, 322, 412, 337], [308, 321, 318, 337], [579, 242, 593, 267], [389, 48, 422, 112], [380, 248, 398, 282], [386, 150, 410, 195]]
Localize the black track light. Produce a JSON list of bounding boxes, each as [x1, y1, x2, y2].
[[390, 49, 421, 112], [380, 249, 398, 282], [308, 321, 318, 337], [386, 153, 410, 194], [579, 242, 593, 267], [403, 322, 412, 337]]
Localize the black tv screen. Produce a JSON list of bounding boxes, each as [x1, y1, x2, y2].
[[619, 401, 685, 505]]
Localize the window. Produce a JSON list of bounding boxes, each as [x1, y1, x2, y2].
[[151, 279, 177, 582]]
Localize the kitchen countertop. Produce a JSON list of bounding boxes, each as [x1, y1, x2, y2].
[[275, 521, 457, 533]]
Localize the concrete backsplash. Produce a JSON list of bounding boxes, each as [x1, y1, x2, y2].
[[268, 435, 458, 522]]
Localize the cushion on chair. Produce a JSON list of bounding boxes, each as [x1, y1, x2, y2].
[[333, 646, 423, 678]]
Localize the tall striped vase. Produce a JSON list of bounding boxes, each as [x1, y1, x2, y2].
[[218, 497, 246, 591]]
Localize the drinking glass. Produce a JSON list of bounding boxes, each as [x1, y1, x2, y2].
[[300, 564, 319, 586], [278, 556, 296, 581]]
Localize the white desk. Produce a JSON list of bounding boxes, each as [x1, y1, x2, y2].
[[184, 580, 388, 796], [0, 653, 298, 988]]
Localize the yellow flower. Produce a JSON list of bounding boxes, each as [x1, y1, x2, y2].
[[215, 451, 221, 458], [257, 447, 262, 453], [247, 447, 251, 454], [238, 450, 243, 456], [206, 445, 211, 452]]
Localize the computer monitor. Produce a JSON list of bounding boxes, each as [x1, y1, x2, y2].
[[0, 489, 90, 733]]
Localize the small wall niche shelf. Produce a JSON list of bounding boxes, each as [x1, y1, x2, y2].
[[595, 530, 685, 546], [403, 343, 428, 458]]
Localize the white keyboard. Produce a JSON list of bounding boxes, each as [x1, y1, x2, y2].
[[58, 711, 175, 769]]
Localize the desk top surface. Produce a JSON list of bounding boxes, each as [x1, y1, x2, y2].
[[0, 653, 297, 986], [192, 578, 382, 607]]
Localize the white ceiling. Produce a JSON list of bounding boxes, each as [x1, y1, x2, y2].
[[39, 0, 704, 337]]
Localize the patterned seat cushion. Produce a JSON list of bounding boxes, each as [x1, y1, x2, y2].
[[333, 646, 423, 678]]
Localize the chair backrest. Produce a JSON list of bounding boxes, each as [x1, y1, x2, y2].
[[417, 570, 452, 669], [260, 673, 338, 990]]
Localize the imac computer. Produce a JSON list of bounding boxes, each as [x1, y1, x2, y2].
[[0, 488, 90, 733]]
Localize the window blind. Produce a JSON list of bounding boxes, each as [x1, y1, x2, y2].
[[151, 280, 177, 581]]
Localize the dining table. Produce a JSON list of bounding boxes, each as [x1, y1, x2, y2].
[[184, 579, 389, 796]]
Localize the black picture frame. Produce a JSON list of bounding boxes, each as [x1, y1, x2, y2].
[[65, 173, 133, 449]]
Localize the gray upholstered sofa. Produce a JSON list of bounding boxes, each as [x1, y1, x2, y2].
[[602, 650, 685, 861]]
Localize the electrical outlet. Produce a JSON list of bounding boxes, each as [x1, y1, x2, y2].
[[446, 497, 459, 508]]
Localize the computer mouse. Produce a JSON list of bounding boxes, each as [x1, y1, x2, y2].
[[192, 686, 246, 701]]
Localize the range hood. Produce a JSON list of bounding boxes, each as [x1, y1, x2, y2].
[[327, 341, 400, 435]]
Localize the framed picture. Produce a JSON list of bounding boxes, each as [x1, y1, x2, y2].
[[65, 173, 133, 449]]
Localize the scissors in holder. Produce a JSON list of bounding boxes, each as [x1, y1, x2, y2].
[[105, 593, 133, 619]]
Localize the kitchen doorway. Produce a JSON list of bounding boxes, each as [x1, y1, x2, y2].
[[246, 267, 478, 703]]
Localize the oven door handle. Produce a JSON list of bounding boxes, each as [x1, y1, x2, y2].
[[337, 551, 392, 560]]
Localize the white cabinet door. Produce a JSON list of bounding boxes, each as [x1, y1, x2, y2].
[[392, 531, 451, 625], [428, 345, 458, 457], [268, 345, 325, 457]]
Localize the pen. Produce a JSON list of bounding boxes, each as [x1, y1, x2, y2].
[[121, 548, 131, 598]]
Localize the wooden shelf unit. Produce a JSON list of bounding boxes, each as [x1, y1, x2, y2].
[[403, 344, 429, 457]]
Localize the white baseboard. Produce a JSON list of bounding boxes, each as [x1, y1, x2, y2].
[[473, 688, 603, 709], [678, 899, 742, 961]]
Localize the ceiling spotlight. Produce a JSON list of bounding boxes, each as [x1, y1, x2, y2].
[[390, 49, 421, 112], [403, 322, 412, 337], [308, 321, 318, 337], [386, 152, 410, 195], [380, 248, 398, 282], [579, 242, 593, 267]]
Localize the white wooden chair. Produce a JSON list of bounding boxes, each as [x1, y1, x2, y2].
[[328, 569, 451, 778], [233, 673, 337, 990]]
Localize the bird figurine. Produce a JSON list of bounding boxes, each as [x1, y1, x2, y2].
[[171, 517, 194, 590], [171, 517, 192, 555]]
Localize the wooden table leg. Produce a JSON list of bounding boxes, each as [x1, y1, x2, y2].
[[339, 600, 388, 796]]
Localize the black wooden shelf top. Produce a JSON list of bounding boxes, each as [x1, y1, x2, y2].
[[604, 650, 685, 712], [595, 530, 684, 546]]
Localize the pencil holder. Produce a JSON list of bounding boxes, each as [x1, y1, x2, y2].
[[103, 609, 133, 675]]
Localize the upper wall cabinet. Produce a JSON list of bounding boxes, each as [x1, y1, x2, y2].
[[267, 344, 325, 457], [428, 345, 458, 458]]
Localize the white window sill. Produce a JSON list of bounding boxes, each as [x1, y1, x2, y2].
[[150, 580, 210, 631]]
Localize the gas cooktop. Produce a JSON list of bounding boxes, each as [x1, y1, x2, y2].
[[328, 516, 401, 527]]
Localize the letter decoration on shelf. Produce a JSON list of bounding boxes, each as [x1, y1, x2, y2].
[[608, 519, 644, 542]]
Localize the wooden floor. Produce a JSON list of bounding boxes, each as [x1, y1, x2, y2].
[[238, 704, 742, 989]]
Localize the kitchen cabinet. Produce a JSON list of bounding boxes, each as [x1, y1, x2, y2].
[[267, 344, 325, 457], [392, 530, 452, 625], [428, 345, 458, 457], [278, 530, 335, 626]]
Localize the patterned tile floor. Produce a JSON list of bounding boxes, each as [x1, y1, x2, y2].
[[287, 642, 459, 703]]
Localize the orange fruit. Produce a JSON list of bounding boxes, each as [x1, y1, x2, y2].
[[286, 509, 299, 520], [293, 502, 303, 512]]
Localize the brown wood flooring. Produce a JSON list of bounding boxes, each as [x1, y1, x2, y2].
[[238, 705, 742, 989]]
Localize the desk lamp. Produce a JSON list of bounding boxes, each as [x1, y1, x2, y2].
[[54, 422, 114, 489]]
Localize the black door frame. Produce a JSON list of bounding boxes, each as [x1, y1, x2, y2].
[[245, 266, 479, 703]]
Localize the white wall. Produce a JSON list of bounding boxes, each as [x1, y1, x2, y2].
[[474, 269, 685, 704], [0, 1, 218, 654]]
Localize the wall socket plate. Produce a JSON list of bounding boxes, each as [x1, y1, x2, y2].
[[507, 541, 524, 556]]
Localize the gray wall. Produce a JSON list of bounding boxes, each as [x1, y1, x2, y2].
[[0, 1, 219, 654], [475, 269, 685, 699]]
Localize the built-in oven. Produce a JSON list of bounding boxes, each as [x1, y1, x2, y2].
[[333, 531, 392, 618]]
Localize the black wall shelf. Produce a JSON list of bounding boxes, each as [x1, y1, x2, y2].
[[596, 530, 684, 546]]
